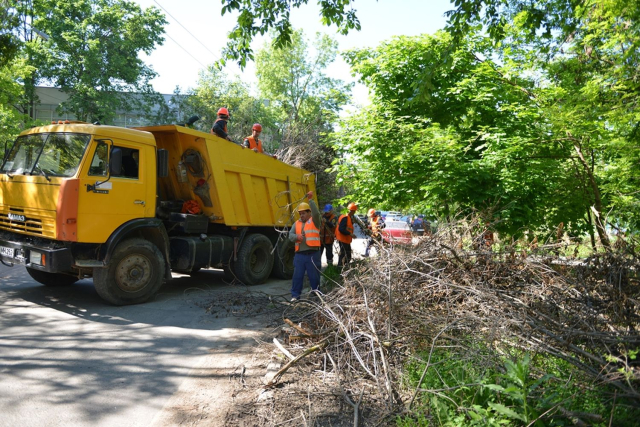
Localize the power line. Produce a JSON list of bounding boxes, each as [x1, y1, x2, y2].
[[153, 0, 219, 60], [163, 31, 207, 69]]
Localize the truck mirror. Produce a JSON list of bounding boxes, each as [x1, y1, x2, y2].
[[157, 149, 168, 177], [109, 147, 122, 175]]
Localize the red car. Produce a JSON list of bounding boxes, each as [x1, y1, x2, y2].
[[381, 220, 413, 245]]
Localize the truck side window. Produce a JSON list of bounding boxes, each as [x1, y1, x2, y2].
[[118, 148, 139, 179], [88, 141, 108, 176]]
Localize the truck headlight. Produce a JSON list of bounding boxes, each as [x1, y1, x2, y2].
[[30, 251, 44, 265]]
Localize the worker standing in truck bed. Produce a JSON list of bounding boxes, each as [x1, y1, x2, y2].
[[211, 107, 233, 141]]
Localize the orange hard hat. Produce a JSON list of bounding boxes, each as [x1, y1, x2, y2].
[[297, 202, 311, 212], [217, 107, 229, 116], [347, 202, 358, 211], [367, 208, 375, 217], [252, 123, 262, 132]]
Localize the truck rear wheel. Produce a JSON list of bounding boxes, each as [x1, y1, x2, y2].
[[234, 234, 274, 285], [271, 237, 294, 279], [93, 238, 165, 305], [26, 267, 78, 287]]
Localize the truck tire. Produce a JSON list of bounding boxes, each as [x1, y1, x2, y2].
[[234, 234, 274, 285], [271, 238, 294, 279], [26, 267, 78, 287], [93, 238, 165, 305]]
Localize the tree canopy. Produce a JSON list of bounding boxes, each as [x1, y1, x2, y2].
[[24, 0, 167, 123], [218, 0, 361, 68], [331, 0, 640, 242]]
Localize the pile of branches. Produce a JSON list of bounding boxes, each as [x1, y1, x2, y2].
[[267, 221, 640, 424]]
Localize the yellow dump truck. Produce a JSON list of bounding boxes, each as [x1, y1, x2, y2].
[[0, 122, 315, 305]]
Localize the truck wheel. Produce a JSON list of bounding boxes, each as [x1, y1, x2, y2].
[[93, 238, 165, 305], [234, 234, 274, 285], [26, 267, 78, 287], [271, 238, 294, 279]]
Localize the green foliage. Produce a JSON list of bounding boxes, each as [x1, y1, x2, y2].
[[186, 66, 271, 143], [254, 29, 350, 202], [333, 0, 640, 239], [0, 0, 20, 67], [21, 0, 167, 123], [255, 29, 351, 143], [320, 264, 342, 291], [218, 0, 361, 68], [399, 348, 639, 426], [0, 57, 34, 159]]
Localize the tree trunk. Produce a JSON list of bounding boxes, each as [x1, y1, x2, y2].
[[573, 142, 611, 250]]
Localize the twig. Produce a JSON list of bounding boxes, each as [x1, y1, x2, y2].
[[265, 338, 329, 387], [273, 338, 295, 360]]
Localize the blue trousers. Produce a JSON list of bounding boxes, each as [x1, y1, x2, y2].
[[291, 250, 321, 298]]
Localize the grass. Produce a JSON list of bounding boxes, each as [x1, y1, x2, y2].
[[397, 346, 640, 426]]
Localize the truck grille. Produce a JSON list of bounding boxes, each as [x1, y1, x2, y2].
[[0, 210, 49, 236]]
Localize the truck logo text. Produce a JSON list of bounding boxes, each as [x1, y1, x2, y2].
[[8, 213, 26, 222]]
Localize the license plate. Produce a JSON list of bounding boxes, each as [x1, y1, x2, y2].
[[0, 246, 14, 257]]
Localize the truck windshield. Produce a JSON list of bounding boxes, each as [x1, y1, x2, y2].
[[0, 133, 90, 177]]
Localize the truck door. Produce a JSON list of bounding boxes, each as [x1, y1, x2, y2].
[[78, 140, 154, 243]]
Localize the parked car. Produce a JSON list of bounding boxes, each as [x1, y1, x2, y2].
[[381, 220, 413, 245], [380, 211, 402, 221]]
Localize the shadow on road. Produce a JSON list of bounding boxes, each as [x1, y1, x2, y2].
[[0, 265, 285, 426]]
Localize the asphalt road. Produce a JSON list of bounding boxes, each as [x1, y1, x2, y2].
[[0, 263, 292, 427]]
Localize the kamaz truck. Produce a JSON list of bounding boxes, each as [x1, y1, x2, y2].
[[0, 122, 315, 305]]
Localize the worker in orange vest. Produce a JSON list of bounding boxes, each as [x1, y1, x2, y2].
[[242, 123, 278, 159], [211, 107, 233, 141], [335, 202, 358, 267], [320, 204, 338, 266], [243, 123, 264, 153], [288, 191, 321, 301], [363, 209, 385, 257]]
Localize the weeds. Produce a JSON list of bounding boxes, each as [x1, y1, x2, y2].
[[399, 348, 639, 426]]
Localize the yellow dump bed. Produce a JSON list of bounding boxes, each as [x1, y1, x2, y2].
[[136, 125, 315, 227]]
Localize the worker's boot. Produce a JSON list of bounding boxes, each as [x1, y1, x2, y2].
[[363, 247, 370, 257]]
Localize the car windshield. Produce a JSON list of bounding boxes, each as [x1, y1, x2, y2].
[[0, 133, 91, 178]]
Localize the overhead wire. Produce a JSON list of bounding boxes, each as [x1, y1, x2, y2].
[[153, 0, 219, 62], [161, 31, 208, 68]]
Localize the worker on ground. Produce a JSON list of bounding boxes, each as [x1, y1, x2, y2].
[[288, 191, 321, 302], [320, 204, 338, 266], [363, 209, 385, 257], [211, 107, 233, 141], [412, 214, 425, 236], [335, 203, 358, 267]]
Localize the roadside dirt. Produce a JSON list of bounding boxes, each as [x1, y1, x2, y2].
[[149, 285, 353, 427]]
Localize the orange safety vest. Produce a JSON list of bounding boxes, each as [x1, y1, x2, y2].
[[335, 214, 353, 244], [320, 212, 337, 244], [370, 216, 382, 236], [294, 219, 321, 251], [244, 136, 263, 153]]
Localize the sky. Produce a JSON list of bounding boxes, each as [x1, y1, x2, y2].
[[133, 0, 454, 105]]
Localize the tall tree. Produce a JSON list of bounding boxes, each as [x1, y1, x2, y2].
[[255, 29, 351, 202], [23, 0, 166, 123], [256, 30, 351, 146], [0, 0, 32, 159], [334, 14, 639, 241]]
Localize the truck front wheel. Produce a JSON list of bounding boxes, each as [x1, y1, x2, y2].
[[26, 267, 78, 287], [234, 234, 274, 285], [93, 238, 165, 305]]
